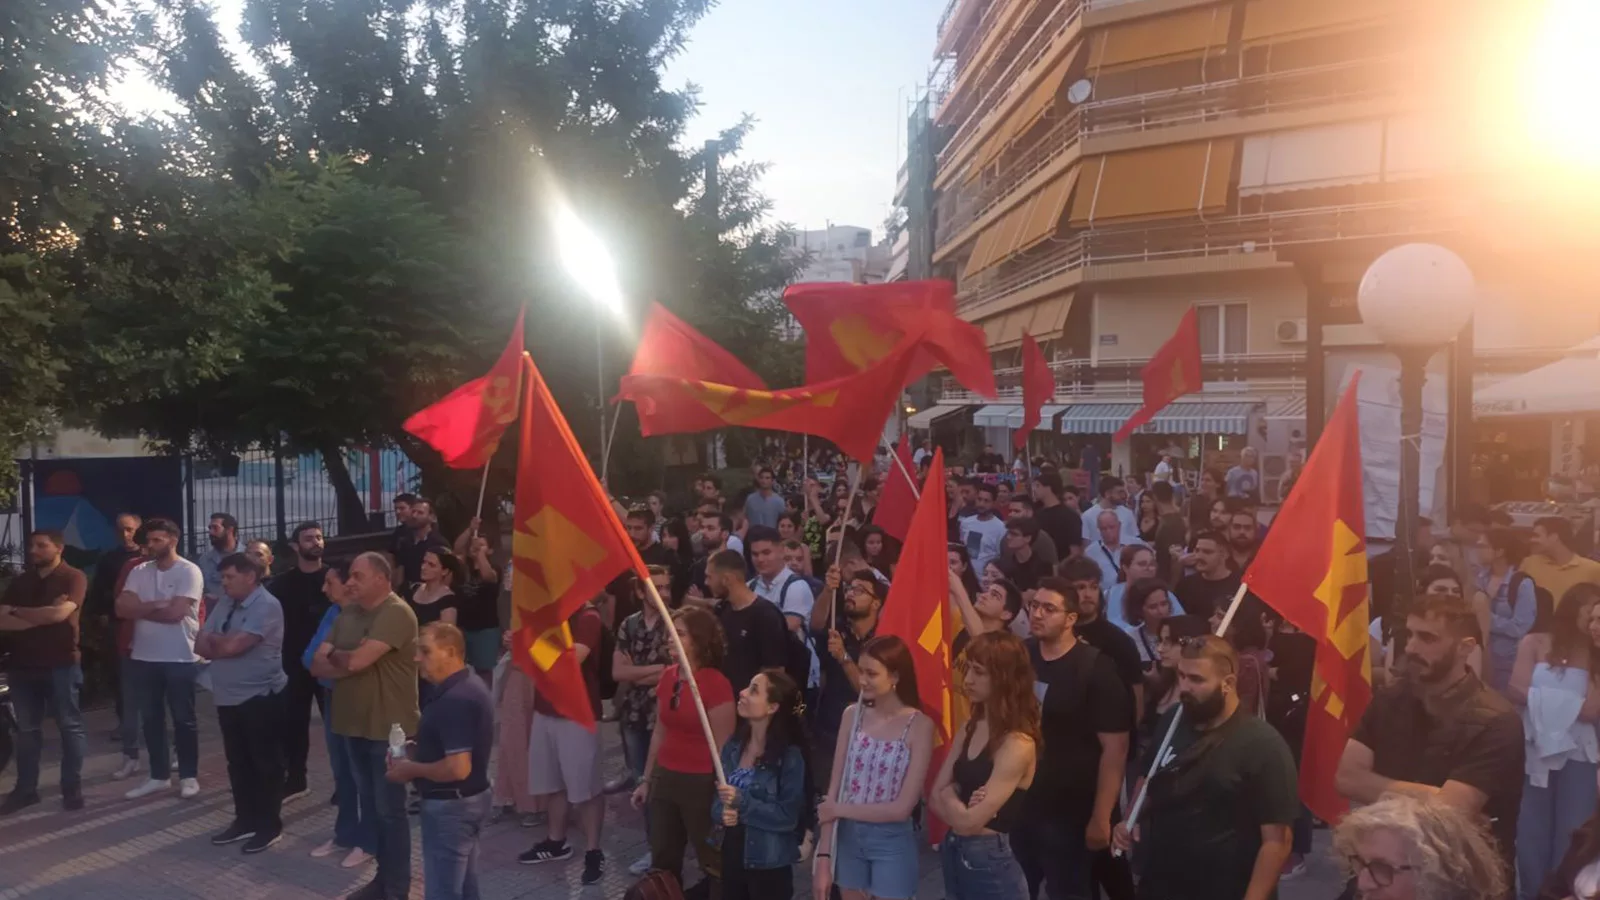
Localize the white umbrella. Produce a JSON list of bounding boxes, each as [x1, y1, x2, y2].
[[1475, 335, 1600, 418]]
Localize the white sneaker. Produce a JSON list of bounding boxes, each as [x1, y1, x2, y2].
[[179, 778, 200, 799], [112, 758, 140, 780], [125, 778, 171, 800], [628, 852, 653, 876]]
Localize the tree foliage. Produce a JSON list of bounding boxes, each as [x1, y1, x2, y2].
[[7, 0, 808, 523]]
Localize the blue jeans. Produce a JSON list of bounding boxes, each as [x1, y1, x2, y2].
[[941, 833, 1030, 900], [347, 736, 412, 898], [1519, 761, 1599, 900], [621, 724, 651, 780], [1012, 803, 1093, 900], [125, 659, 198, 780], [421, 791, 492, 900], [9, 664, 88, 797], [324, 712, 376, 853]]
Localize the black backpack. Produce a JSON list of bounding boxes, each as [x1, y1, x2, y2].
[[1509, 572, 1555, 635]]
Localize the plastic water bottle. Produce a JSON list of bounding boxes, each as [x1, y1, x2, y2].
[[388, 723, 407, 760]]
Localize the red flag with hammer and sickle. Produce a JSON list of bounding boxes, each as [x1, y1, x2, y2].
[[1113, 306, 1202, 443], [509, 353, 647, 730], [1241, 377, 1370, 823], [404, 308, 526, 468]]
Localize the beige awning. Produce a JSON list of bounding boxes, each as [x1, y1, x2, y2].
[[1087, 5, 1233, 73], [1070, 140, 1237, 226]]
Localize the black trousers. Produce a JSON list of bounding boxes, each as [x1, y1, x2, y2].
[[720, 825, 792, 900], [281, 663, 324, 786], [218, 690, 287, 834]]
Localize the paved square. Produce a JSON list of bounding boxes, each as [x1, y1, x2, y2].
[[0, 700, 1345, 898]]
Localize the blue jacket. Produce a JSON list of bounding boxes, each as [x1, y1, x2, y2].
[[712, 738, 806, 870]]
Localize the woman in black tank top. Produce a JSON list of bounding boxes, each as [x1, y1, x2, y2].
[[928, 631, 1038, 900]]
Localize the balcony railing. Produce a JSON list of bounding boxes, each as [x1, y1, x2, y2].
[[940, 352, 1308, 402], [936, 54, 1405, 252], [937, 0, 968, 42], [956, 198, 1470, 310], [939, 0, 1085, 152]]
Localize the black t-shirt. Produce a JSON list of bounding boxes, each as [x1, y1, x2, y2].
[[1173, 572, 1241, 621], [716, 596, 791, 703], [998, 550, 1053, 593], [1351, 675, 1524, 871], [811, 622, 876, 741], [414, 668, 495, 794], [267, 565, 330, 675], [1076, 615, 1145, 756], [1138, 707, 1301, 900], [406, 588, 459, 629], [393, 529, 449, 585], [455, 578, 500, 632], [1026, 639, 1133, 812], [1035, 504, 1083, 554]]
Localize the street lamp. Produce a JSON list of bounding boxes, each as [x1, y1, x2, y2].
[[553, 203, 626, 479], [1357, 243, 1476, 650]]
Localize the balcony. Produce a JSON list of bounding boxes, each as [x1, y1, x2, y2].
[[940, 352, 1308, 402], [936, 53, 1405, 253], [938, 0, 1085, 158], [956, 197, 1473, 311]]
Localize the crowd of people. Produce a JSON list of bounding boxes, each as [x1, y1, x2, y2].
[[11, 458, 1600, 900]]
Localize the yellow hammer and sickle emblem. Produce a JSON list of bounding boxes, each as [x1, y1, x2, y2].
[[830, 314, 901, 370], [512, 506, 610, 624], [686, 383, 842, 425], [483, 374, 519, 426], [1310, 518, 1371, 720], [1168, 357, 1190, 396]]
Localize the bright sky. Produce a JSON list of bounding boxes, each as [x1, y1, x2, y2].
[[109, 0, 942, 242]]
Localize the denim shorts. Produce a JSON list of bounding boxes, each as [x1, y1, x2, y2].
[[940, 832, 1028, 900], [834, 819, 920, 899]]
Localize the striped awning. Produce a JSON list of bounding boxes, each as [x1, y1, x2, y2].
[[1265, 395, 1308, 421], [974, 405, 1021, 428], [1007, 404, 1070, 430], [907, 404, 972, 430], [1059, 401, 1258, 435]]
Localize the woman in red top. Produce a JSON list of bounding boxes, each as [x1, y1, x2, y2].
[[630, 607, 736, 891]]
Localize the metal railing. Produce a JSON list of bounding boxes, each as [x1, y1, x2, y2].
[[956, 198, 1468, 310], [939, 0, 1085, 154], [935, 54, 1405, 252], [940, 352, 1308, 402], [937, 0, 969, 41]]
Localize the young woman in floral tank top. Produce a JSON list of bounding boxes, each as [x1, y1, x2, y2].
[[813, 635, 936, 900]]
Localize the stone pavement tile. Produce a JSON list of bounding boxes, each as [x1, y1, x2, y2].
[[0, 699, 1345, 898]]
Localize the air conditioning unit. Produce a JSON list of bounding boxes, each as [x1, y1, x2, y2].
[[1275, 318, 1308, 344]]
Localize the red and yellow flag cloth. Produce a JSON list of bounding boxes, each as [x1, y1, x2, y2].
[[1113, 306, 1203, 443], [877, 448, 954, 742], [629, 302, 767, 388], [509, 353, 647, 730], [1016, 331, 1055, 450], [783, 280, 998, 399], [617, 333, 923, 462], [1241, 377, 1370, 824], [874, 433, 918, 543], [403, 308, 526, 468]]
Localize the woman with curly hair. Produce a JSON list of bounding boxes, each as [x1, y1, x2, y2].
[[1333, 794, 1508, 900], [929, 631, 1039, 900], [714, 669, 814, 900]]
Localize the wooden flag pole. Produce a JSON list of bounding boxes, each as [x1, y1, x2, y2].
[[598, 403, 623, 486], [639, 576, 728, 786], [826, 463, 866, 627], [887, 440, 921, 501], [1116, 580, 1251, 853], [472, 462, 492, 526]]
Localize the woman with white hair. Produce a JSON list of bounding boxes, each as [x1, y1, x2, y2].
[[1332, 795, 1508, 900]]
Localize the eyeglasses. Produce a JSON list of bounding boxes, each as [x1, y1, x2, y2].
[[1026, 600, 1068, 616], [1342, 854, 1415, 887], [1157, 635, 1206, 648]]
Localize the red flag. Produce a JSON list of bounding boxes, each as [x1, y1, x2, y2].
[[1113, 307, 1202, 443], [783, 280, 997, 399], [1241, 377, 1369, 823], [877, 449, 953, 743], [618, 336, 921, 461], [874, 434, 917, 543], [404, 309, 526, 468], [510, 353, 647, 730], [630, 302, 766, 388], [1016, 332, 1054, 450]]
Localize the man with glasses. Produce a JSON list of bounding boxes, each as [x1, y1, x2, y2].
[[195, 553, 288, 853], [812, 565, 885, 784], [1113, 635, 1298, 900], [1015, 576, 1132, 900], [1335, 591, 1522, 897]]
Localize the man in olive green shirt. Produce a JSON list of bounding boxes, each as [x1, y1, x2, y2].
[[311, 552, 418, 900]]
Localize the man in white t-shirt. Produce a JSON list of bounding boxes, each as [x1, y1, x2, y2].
[[746, 527, 818, 691], [959, 483, 1009, 573], [114, 517, 205, 801]]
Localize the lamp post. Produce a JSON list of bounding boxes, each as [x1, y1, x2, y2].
[[1356, 243, 1476, 652], [554, 203, 626, 480]]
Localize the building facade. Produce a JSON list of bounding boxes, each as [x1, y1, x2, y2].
[[903, 0, 1600, 505]]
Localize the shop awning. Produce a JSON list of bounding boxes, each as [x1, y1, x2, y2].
[[1265, 395, 1308, 421], [1070, 140, 1236, 226], [1059, 401, 1258, 435], [1008, 404, 1070, 430], [907, 404, 973, 430], [1474, 336, 1600, 417], [974, 405, 1021, 428]]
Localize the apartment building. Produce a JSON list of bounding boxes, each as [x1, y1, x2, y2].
[[901, 0, 1600, 498]]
